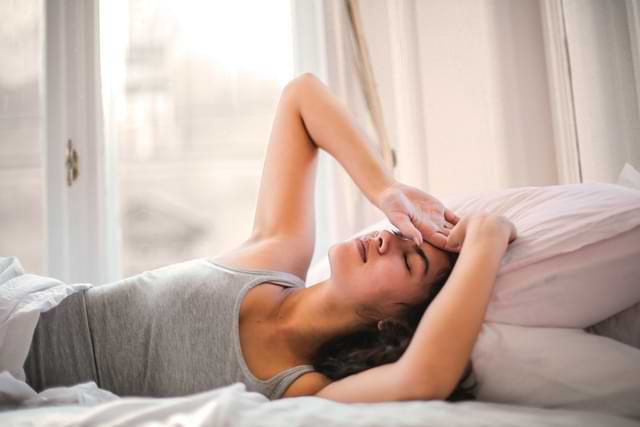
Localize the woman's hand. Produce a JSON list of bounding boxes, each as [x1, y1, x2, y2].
[[377, 183, 460, 251], [445, 213, 517, 252]]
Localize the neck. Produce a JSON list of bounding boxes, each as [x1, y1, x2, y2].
[[269, 277, 369, 364]]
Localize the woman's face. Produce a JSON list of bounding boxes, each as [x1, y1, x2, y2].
[[328, 229, 454, 320]]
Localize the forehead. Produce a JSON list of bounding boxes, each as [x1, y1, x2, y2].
[[419, 241, 454, 280]]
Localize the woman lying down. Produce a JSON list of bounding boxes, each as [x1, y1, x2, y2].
[[22, 73, 639, 405]]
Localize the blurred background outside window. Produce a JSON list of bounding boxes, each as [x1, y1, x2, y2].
[[103, 0, 294, 277], [0, 0, 44, 275]]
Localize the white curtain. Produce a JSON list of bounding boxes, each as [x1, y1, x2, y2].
[[313, 0, 391, 257]]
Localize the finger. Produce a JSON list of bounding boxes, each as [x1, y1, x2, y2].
[[445, 210, 460, 225], [444, 209, 460, 225], [426, 232, 448, 250], [444, 237, 462, 253], [439, 228, 450, 236], [394, 216, 424, 246]]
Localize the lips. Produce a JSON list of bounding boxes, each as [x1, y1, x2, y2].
[[357, 239, 367, 263]]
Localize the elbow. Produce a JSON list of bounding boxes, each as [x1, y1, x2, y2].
[[414, 382, 449, 402], [283, 73, 323, 97], [417, 369, 475, 402], [402, 391, 443, 402], [428, 384, 453, 401], [396, 362, 449, 402], [401, 384, 447, 402], [290, 72, 321, 87], [420, 372, 463, 401]]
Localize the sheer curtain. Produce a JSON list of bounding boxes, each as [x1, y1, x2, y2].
[[314, 0, 393, 256]]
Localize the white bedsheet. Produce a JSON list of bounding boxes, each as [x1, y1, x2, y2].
[[1, 382, 639, 427]]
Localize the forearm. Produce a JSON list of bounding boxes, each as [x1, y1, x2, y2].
[[288, 73, 396, 207], [399, 219, 510, 399]]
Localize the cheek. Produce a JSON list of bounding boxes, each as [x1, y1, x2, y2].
[[329, 244, 411, 300], [374, 258, 404, 281], [375, 263, 426, 304], [367, 261, 406, 296]]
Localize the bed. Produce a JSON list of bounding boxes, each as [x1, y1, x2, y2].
[[1, 383, 639, 426], [1, 164, 639, 426]]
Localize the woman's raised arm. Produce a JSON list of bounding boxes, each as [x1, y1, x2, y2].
[[243, 73, 455, 279], [396, 214, 515, 399], [286, 74, 458, 249], [244, 73, 400, 278], [251, 73, 396, 238]]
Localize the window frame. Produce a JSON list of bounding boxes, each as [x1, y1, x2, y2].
[[44, 0, 119, 284]]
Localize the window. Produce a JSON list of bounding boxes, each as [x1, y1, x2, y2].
[[0, 0, 45, 275], [101, 0, 294, 276]]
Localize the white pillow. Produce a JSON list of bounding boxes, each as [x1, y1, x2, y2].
[[485, 225, 640, 328], [442, 182, 640, 274], [475, 170, 640, 415], [471, 322, 640, 419], [308, 181, 640, 328]]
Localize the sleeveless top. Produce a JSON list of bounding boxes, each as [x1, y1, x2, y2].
[[23, 258, 315, 400]]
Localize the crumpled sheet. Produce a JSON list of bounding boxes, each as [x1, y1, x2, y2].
[[1, 381, 639, 427]]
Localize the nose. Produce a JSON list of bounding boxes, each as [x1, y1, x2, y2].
[[384, 229, 419, 254], [371, 230, 399, 255]]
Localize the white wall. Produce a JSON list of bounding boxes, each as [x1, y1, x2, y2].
[[359, 0, 558, 197]]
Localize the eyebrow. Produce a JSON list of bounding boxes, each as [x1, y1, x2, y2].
[[414, 245, 429, 279]]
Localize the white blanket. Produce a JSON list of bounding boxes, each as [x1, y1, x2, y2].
[[1, 382, 639, 427]]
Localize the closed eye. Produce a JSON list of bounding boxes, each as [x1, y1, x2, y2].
[[392, 230, 412, 274]]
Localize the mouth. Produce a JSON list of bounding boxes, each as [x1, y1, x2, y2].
[[356, 239, 367, 263]]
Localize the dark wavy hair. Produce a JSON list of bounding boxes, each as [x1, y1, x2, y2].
[[310, 250, 478, 402]]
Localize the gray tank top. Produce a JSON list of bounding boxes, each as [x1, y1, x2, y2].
[[25, 258, 315, 400]]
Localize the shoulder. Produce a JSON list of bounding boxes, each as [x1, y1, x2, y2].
[[280, 371, 332, 398], [213, 235, 311, 283]]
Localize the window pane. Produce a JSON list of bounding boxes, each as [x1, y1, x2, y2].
[[0, 0, 44, 275], [102, 0, 294, 277]]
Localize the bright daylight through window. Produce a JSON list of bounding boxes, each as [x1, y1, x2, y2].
[[101, 0, 294, 277]]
